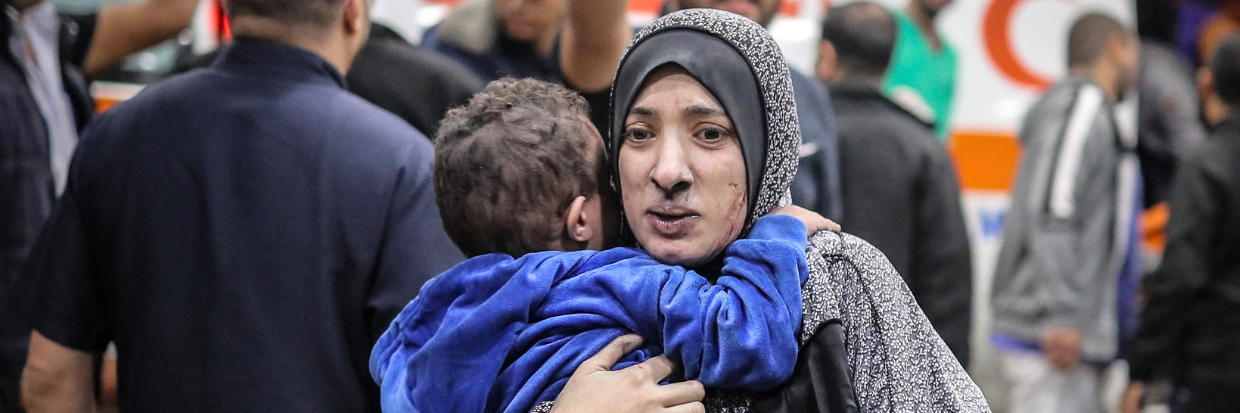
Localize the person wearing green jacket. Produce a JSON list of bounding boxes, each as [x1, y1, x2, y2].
[[883, 0, 957, 142]]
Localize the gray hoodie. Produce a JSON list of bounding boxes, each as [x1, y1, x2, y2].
[[991, 77, 1141, 362]]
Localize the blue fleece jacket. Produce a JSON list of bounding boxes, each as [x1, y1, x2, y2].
[[370, 214, 809, 413]]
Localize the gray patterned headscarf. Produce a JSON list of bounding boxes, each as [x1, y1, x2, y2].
[[606, 9, 991, 413], [608, 8, 798, 237]]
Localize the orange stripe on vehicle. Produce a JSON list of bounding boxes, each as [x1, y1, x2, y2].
[[948, 131, 1021, 192]]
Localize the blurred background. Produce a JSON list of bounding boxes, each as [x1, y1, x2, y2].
[[38, 0, 1232, 411]]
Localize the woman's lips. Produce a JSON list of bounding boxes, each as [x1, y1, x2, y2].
[[646, 207, 700, 237]]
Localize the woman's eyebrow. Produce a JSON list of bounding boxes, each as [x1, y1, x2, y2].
[[683, 105, 725, 117], [629, 106, 657, 117]]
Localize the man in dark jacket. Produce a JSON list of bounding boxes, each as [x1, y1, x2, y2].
[[346, 22, 483, 137], [1124, 34, 1240, 413], [17, 0, 463, 411], [816, 1, 973, 367], [1, 0, 195, 410]]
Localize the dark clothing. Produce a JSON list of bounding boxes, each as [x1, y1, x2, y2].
[[422, 26, 560, 84], [789, 69, 843, 221], [419, 19, 611, 135], [20, 39, 463, 412], [347, 24, 483, 137], [1137, 41, 1206, 207], [172, 24, 484, 139], [827, 82, 973, 366], [1129, 115, 1240, 390], [0, 11, 95, 413]]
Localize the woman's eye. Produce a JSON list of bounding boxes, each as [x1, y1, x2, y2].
[[624, 128, 653, 141], [696, 128, 727, 142]]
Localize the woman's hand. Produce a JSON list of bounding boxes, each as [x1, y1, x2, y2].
[[771, 206, 841, 236], [551, 335, 706, 413]]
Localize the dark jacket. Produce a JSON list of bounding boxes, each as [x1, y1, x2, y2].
[[173, 24, 483, 139], [21, 39, 463, 412], [827, 82, 973, 366], [790, 69, 843, 221], [347, 24, 483, 137], [1129, 115, 1240, 389], [0, 10, 95, 413], [419, 0, 560, 84]]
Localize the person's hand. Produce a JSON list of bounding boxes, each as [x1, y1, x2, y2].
[[1121, 382, 1145, 413], [1040, 327, 1083, 370], [551, 334, 705, 413], [771, 206, 841, 236]]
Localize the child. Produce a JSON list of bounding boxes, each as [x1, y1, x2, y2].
[[370, 78, 835, 413]]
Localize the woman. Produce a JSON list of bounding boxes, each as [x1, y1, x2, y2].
[[589, 8, 988, 412]]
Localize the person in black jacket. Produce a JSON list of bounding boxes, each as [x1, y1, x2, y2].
[[346, 23, 483, 137], [1, 0, 195, 411], [1123, 34, 1240, 413], [816, 1, 973, 368]]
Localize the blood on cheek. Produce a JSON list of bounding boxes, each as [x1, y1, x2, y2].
[[710, 181, 747, 256]]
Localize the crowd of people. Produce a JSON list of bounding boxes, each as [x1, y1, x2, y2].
[[0, 0, 1237, 412]]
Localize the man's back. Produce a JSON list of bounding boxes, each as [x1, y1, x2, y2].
[[828, 81, 972, 366], [24, 38, 463, 412]]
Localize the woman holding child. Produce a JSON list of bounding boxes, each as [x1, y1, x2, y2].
[[373, 9, 988, 413]]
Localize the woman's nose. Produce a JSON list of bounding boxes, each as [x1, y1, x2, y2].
[[649, 138, 693, 197]]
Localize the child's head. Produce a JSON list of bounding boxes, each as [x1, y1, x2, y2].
[[434, 78, 613, 258]]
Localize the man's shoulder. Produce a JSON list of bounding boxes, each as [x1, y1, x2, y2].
[[1022, 79, 1108, 132], [352, 35, 484, 91], [1189, 119, 1240, 176], [833, 87, 934, 139]]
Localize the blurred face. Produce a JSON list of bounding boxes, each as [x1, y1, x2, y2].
[[498, 0, 566, 43], [9, 0, 43, 9], [916, 0, 954, 15], [672, 0, 782, 27], [619, 67, 748, 267], [1116, 34, 1141, 93]]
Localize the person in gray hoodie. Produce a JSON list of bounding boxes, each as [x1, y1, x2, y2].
[[990, 12, 1142, 413]]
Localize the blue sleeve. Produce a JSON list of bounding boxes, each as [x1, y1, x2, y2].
[[658, 214, 809, 390]]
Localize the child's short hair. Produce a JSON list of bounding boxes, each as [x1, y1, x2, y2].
[[434, 78, 605, 258]]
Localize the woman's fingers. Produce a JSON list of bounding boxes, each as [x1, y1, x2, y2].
[[577, 334, 643, 374], [662, 402, 706, 413], [820, 218, 841, 232], [625, 354, 676, 382], [657, 380, 705, 407], [770, 206, 841, 235], [553, 350, 701, 413]]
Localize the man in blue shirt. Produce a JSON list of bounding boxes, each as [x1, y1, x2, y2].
[[16, 0, 463, 411]]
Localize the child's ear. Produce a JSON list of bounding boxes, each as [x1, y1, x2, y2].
[[564, 196, 595, 244]]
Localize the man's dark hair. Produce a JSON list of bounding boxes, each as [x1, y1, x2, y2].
[[225, 0, 345, 27], [434, 78, 604, 258], [821, 2, 896, 78], [1067, 13, 1126, 68], [1211, 34, 1240, 107]]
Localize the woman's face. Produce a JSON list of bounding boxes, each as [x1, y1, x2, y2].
[[618, 67, 748, 267]]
